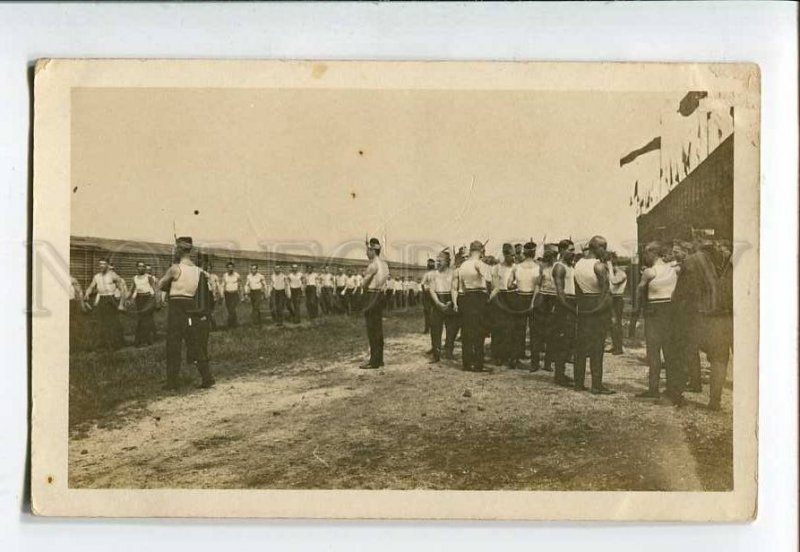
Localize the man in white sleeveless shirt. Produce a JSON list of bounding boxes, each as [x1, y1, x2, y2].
[[514, 241, 546, 371], [551, 240, 577, 386], [573, 235, 615, 395], [452, 240, 492, 372], [270, 265, 289, 327], [129, 261, 158, 346], [636, 241, 681, 404], [319, 266, 335, 316], [428, 249, 458, 362], [361, 238, 389, 369], [221, 262, 242, 329], [157, 236, 214, 390], [304, 265, 321, 320], [489, 243, 517, 368]]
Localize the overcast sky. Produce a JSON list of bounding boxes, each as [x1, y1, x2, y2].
[[71, 87, 674, 263]]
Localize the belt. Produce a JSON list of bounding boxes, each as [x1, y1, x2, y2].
[[462, 288, 487, 294], [648, 298, 672, 304], [516, 291, 535, 296]]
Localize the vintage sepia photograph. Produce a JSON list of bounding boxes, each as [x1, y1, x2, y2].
[[31, 60, 759, 519]]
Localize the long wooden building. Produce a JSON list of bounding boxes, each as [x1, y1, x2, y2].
[[70, 235, 427, 288], [637, 134, 733, 245]]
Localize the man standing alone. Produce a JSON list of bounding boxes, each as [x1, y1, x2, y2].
[[361, 238, 389, 369], [245, 263, 268, 326], [157, 237, 215, 390], [129, 261, 158, 346], [221, 262, 242, 329]]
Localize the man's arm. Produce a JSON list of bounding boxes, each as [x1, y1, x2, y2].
[[450, 270, 460, 311], [157, 265, 180, 298], [609, 263, 627, 285], [84, 276, 96, 301], [637, 267, 655, 312], [362, 264, 377, 290], [592, 260, 611, 311], [490, 265, 501, 300]]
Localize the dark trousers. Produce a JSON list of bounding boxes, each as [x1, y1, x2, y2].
[[165, 298, 213, 387], [534, 294, 556, 368], [575, 295, 610, 390], [491, 292, 518, 364], [320, 287, 333, 315], [134, 294, 157, 346], [684, 311, 732, 406], [551, 299, 576, 382], [363, 291, 385, 366], [644, 301, 682, 396], [306, 286, 319, 319], [249, 289, 264, 325], [272, 289, 286, 325], [430, 293, 458, 359], [422, 291, 432, 332], [609, 295, 625, 353], [290, 289, 302, 322], [335, 287, 345, 313], [224, 291, 239, 328], [674, 305, 702, 390], [512, 293, 536, 364], [343, 290, 353, 315], [385, 290, 394, 312], [458, 291, 488, 370], [94, 295, 124, 350]]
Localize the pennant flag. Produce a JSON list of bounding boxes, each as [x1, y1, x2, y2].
[[633, 180, 639, 198], [619, 137, 661, 167], [678, 91, 708, 116], [669, 164, 673, 186], [629, 197, 633, 207]]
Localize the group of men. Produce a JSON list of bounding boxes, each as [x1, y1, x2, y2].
[[408, 234, 732, 409], [209, 263, 422, 329], [72, 233, 734, 409], [414, 237, 621, 396], [636, 237, 733, 410]]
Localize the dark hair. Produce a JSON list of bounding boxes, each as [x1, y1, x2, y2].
[[558, 239, 573, 252], [226, 262, 234, 267]]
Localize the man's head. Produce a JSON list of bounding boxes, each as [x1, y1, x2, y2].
[[427, 258, 436, 270], [437, 249, 451, 270], [175, 236, 193, 260], [557, 239, 575, 257], [135, 261, 146, 275], [587, 235, 608, 259], [502, 243, 515, 264], [523, 241, 537, 260], [307, 265, 314, 273], [642, 241, 665, 267], [145, 264, 153, 274], [226, 262, 235, 273], [250, 263, 258, 274], [367, 237, 381, 260], [671, 242, 687, 263], [291, 264, 299, 273], [98, 260, 109, 273], [469, 240, 483, 259], [514, 243, 523, 259], [542, 248, 558, 264]]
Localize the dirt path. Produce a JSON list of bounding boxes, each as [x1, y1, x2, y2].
[[69, 330, 731, 490]]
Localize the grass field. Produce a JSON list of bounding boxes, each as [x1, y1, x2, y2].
[[68, 302, 733, 491]]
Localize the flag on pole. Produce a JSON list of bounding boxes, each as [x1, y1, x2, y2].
[[620, 137, 661, 167]]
